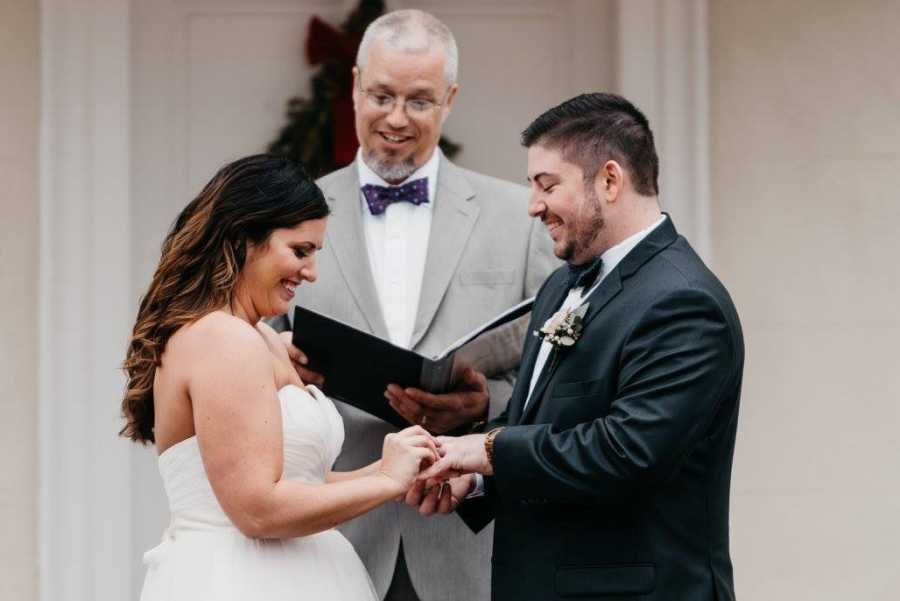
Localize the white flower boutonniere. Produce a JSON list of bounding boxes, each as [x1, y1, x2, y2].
[[535, 303, 590, 349]]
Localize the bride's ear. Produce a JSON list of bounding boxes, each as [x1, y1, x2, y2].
[[229, 239, 250, 292], [242, 234, 273, 262], [242, 239, 256, 261]]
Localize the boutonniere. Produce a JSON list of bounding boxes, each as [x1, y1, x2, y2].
[[534, 302, 590, 349]]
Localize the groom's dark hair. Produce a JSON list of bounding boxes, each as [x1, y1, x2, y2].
[[521, 93, 659, 196]]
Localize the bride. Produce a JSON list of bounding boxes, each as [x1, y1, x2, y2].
[[121, 154, 438, 600]]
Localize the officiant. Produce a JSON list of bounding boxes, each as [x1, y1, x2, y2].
[[273, 9, 555, 601]]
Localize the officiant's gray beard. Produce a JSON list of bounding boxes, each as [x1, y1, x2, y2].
[[363, 151, 418, 184]]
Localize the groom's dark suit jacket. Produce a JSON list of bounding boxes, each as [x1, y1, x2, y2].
[[461, 217, 744, 601]]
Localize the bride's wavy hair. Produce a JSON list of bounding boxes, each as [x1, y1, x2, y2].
[[121, 154, 329, 443]]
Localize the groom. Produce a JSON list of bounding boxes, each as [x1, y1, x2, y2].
[[409, 93, 745, 600]]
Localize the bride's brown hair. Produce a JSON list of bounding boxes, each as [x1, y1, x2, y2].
[[120, 154, 329, 443]]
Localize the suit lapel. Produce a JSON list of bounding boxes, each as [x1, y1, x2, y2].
[[518, 276, 623, 425], [572, 270, 623, 334], [509, 275, 570, 424], [321, 166, 390, 339], [409, 157, 479, 349], [573, 217, 675, 334], [615, 214, 679, 279], [518, 215, 680, 424]]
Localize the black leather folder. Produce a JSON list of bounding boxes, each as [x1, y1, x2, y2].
[[291, 298, 534, 428]]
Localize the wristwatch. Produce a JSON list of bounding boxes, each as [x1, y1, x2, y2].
[[484, 427, 504, 469]]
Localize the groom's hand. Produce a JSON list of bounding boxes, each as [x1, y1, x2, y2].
[[385, 368, 489, 434], [279, 331, 325, 387], [419, 433, 492, 482]]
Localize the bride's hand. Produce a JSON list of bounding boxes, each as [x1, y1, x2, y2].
[[378, 426, 440, 493]]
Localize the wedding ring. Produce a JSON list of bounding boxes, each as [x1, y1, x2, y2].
[[420, 415, 428, 427]]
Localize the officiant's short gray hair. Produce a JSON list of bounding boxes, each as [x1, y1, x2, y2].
[[357, 9, 459, 85]]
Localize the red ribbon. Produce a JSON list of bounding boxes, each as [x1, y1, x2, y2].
[[306, 16, 363, 166]]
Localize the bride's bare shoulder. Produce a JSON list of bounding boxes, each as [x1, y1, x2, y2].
[[162, 311, 277, 397], [172, 311, 268, 356]]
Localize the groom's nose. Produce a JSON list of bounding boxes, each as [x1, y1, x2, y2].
[[527, 192, 546, 219]]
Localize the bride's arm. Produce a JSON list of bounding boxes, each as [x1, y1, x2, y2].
[[326, 461, 382, 483], [188, 315, 432, 539]]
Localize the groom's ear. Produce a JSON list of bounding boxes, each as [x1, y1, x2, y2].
[[594, 160, 624, 203]]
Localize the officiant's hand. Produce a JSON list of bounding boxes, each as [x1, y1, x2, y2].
[[385, 368, 489, 434], [279, 331, 325, 387]]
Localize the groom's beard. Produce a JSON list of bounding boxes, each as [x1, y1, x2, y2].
[[560, 185, 605, 264], [363, 150, 418, 184]]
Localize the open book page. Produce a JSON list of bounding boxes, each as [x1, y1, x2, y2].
[[437, 297, 535, 359], [435, 297, 535, 383], [449, 311, 532, 382]]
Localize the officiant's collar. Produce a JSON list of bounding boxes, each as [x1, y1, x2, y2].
[[356, 147, 441, 204]]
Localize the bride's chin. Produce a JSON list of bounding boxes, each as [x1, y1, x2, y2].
[[270, 302, 290, 317], [259, 300, 289, 320]]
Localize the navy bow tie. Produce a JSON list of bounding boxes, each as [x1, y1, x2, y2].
[[361, 178, 429, 216], [565, 256, 603, 291]]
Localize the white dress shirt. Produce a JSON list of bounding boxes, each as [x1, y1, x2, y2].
[[358, 149, 440, 349], [522, 214, 667, 412]]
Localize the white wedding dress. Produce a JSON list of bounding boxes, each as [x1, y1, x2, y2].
[[140, 384, 378, 601]]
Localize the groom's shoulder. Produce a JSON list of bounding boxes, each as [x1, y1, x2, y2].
[[654, 237, 727, 293], [640, 238, 740, 323]]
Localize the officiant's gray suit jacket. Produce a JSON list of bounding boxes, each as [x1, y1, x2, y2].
[[286, 156, 556, 600]]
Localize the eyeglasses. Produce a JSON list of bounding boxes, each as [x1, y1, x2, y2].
[[356, 69, 450, 116]]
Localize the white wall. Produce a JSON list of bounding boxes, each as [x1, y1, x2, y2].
[[711, 1, 900, 599], [0, 1, 39, 600]]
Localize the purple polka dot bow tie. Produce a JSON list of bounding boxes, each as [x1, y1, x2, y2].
[[361, 178, 429, 216]]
